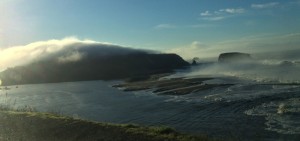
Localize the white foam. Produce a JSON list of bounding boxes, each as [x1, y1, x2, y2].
[[245, 98, 300, 134]]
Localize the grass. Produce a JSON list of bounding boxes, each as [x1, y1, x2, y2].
[[0, 110, 219, 141], [0, 88, 221, 141]]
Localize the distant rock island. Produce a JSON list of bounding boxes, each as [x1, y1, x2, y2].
[[0, 53, 189, 86], [218, 52, 252, 63]]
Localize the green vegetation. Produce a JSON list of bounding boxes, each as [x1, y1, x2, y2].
[[0, 110, 218, 141]]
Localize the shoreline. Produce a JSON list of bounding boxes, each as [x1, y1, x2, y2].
[[0, 110, 218, 141]]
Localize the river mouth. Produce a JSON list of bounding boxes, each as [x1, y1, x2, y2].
[[112, 67, 300, 140], [1, 71, 300, 140], [164, 62, 300, 140]]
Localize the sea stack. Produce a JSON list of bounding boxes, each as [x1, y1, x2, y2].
[[218, 52, 252, 63]]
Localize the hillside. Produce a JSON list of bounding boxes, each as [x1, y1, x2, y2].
[[0, 53, 189, 86]]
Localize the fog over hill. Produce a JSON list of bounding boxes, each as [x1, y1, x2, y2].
[[0, 38, 189, 85], [0, 37, 156, 70]]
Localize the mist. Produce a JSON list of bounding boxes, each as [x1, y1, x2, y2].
[[168, 33, 300, 62], [179, 58, 300, 83], [0, 37, 153, 71], [166, 32, 300, 83]]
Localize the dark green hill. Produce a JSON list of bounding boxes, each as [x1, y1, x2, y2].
[[0, 53, 189, 86]]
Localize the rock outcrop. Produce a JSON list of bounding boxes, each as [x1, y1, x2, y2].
[[218, 52, 252, 63]]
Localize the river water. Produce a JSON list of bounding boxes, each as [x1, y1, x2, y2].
[[1, 63, 300, 140]]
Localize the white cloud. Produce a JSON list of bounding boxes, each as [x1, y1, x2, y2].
[[200, 8, 245, 21], [200, 11, 212, 16], [154, 24, 177, 29], [220, 8, 245, 14], [251, 2, 279, 9], [191, 41, 208, 49], [57, 51, 84, 63], [202, 16, 226, 21], [0, 37, 148, 71], [167, 41, 211, 60]]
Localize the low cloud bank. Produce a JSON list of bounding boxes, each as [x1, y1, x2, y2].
[[0, 37, 152, 71], [168, 33, 300, 62], [168, 32, 300, 83], [174, 60, 300, 83]]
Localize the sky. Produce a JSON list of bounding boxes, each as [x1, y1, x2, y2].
[[1, 0, 300, 60]]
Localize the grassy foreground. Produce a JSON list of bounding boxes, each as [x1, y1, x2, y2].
[[0, 110, 217, 141]]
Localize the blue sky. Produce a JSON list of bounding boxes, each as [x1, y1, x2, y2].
[[1, 0, 300, 59]]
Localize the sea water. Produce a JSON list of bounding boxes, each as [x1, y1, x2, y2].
[[1, 71, 300, 140]]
